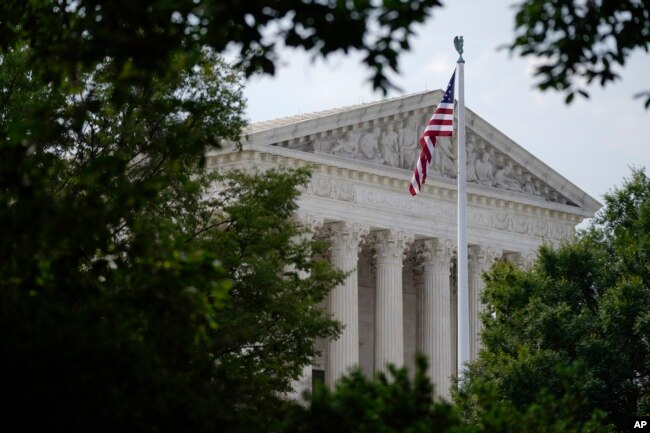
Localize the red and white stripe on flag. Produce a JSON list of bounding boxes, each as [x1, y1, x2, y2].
[[409, 70, 456, 196]]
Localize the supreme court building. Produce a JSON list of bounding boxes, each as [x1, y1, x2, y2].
[[207, 90, 600, 399]]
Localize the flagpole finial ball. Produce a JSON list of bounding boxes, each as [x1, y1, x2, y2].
[[454, 36, 464, 63]]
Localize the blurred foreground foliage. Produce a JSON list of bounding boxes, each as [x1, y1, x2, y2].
[[509, 0, 650, 107], [458, 168, 650, 433], [0, 46, 342, 432]]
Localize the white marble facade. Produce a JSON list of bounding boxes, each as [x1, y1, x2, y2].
[[208, 90, 600, 400]]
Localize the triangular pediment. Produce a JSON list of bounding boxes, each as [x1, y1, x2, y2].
[[242, 91, 600, 214]]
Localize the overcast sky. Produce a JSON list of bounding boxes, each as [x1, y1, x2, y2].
[[241, 0, 650, 211]]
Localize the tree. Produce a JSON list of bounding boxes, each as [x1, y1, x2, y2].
[[459, 168, 650, 432], [459, 365, 610, 433], [283, 357, 466, 433], [0, 2, 451, 431], [191, 168, 343, 432], [282, 357, 608, 433], [509, 0, 650, 107], [0, 46, 235, 432], [0, 46, 342, 432], [0, 0, 444, 94]]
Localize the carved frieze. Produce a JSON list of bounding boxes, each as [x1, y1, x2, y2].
[[307, 177, 355, 202], [492, 211, 511, 231], [468, 209, 493, 229], [512, 214, 534, 236], [302, 178, 574, 241], [300, 175, 575, 243]]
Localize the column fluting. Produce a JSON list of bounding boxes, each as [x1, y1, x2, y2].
[[372, 230, 413, 372], [416, 238, 454, 398], [323, 222, 368, 387]]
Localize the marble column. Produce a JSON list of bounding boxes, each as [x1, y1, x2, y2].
[[417, 238, 454, 398], [373, 230, 413, 372], [324, 222, 368, 388], [468, 245, 501, 360]]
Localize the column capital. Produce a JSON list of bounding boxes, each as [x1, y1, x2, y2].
[[295, 213, 325, 232], [371, 230, 414, 265], [503, 251, 536, 269], [319, 221, 369, 260], [468, 245, 502, 272], [414, 238, 455, 271]]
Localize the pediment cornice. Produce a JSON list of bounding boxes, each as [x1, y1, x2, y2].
[[236, 91, 600, 216], [243, 90, 442, 145]]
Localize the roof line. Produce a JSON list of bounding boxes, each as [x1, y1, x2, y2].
[[245, 90, 436, 134]]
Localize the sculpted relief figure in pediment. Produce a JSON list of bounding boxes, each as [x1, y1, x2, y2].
[[317, 121, 424, 169], [318, 129, 383, 163], [379, 124, 399, 167], [432, 137, 457, 178], [399, 118, 419, 170], [313, 118, 474, 185], [466, 137, 543, 197], [310, 119, 563, 202], [359, 130, 384, 163], [327, 131, 357, 158], [470, 150, 494, 186], [494, 162, 524, 191]]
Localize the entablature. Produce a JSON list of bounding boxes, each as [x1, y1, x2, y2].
[[207, 145, 591, 223]]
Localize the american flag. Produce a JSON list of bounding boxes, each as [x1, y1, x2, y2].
[[409, 71, 456, 196]]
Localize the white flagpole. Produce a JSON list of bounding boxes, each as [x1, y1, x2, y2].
[[454, 36, 469, 381]]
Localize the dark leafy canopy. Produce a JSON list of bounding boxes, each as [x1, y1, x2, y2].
[[1, 1, 438, 431], [0, 46, 342, 432], [284, 357, 465, 433], [460, 367, 610, 433], [0, 47, 237, 432], [0, 46, 243, 297], [0, 0, 443, 94], [284, 357, 607, 433], [460, 168, 650, 432], [196, 168, 343, 431], [509, 0, 650, 107]]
